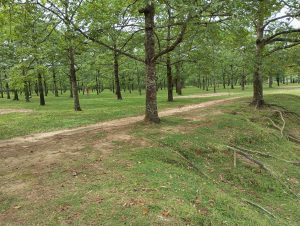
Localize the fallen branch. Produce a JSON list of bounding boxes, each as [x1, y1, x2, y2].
[[242, 198, 276, 218]]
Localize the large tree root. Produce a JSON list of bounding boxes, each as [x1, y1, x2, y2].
[[233, 145, 300, 165], [226, 145, 299, 197], [242, 198, 276, 218], [267, 110, 285, 137]]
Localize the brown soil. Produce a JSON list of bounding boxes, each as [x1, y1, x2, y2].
[[174, 93, 230, 99]]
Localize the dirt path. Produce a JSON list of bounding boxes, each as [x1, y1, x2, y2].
[[0, 97, 239, 148], [174, 93, 231, 99], [0, 108, 33, 115]]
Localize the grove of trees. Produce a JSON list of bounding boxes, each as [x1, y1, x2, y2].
[[0, 0, 299, 122]]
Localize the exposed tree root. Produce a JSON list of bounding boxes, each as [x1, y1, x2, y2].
[[226, 145, 299, 198], [274, 110, 285, 138], [267, 110, 285, 137], [242, 198, 276, 218], [226, 146, 270, 171], [242, 198, 277, 218], [233, 145, 300, 165], [288, 135, 300, 144]]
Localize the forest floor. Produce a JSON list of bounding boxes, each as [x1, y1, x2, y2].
[[1, 85, 300, 225]]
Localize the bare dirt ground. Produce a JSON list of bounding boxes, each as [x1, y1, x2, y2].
[[0, 109, 33, 115], [174, 93, 231, 99]]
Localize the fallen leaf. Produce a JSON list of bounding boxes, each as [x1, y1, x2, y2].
[[161, 210, 170, 217]]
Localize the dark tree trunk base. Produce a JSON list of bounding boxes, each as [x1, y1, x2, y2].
[[250, 99, 265, 108], [144, 115, 160, 123]]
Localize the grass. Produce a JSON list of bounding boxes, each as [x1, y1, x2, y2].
[[0, 83, 299, 139], [1, 90, 299, 225]]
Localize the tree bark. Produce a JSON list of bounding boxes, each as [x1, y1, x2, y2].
[[38, 73, 45, 106], [175, 62, 182, 95], [52, 66, 59, 97], [24, 81, 30, 102], [113, 47, 122, 100], [140, 3, 160, 123], [0, 74, 3, 98], [166, 56, 173, 101], [166, 8, 173, 102], [69, 46, 81, 111], [252, 0, 265, 107], [4, 74, 10, 99], [241, 67, 246, 90], [268, 74, 273, 88], [13, 90, 19, 101]]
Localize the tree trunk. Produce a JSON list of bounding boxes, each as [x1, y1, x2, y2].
[[166, 8, 173, 102], [52, 66, 59, 97], [175, 62, 182, 95], [113, 48, 122, 100], [24, 81, 30, 102], [13, 90, 19, 101], [268, 74, 273, 88], [0, 74, 3, 98], [166, 56, 173, 101], [69, 74, 73, 98], [241, 67, 246, 90], [38, 73, 45, 106], [252, 1, 265, 107], [4, 74, 10, 99], [44, 79, 48, 96], [140, 3, 160, 123], [69, 47, 81, 111]]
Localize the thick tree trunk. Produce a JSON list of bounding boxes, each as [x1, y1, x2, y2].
[[113, 48, 122, 100], [38, 73, 45, 106], [140, 3, 160, 123], [252, 1, 265, 107], [69, 47, 81, 111], [252, 30, 265, 107]]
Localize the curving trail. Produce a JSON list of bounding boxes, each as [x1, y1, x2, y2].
[[0, 96, 239, 148]]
